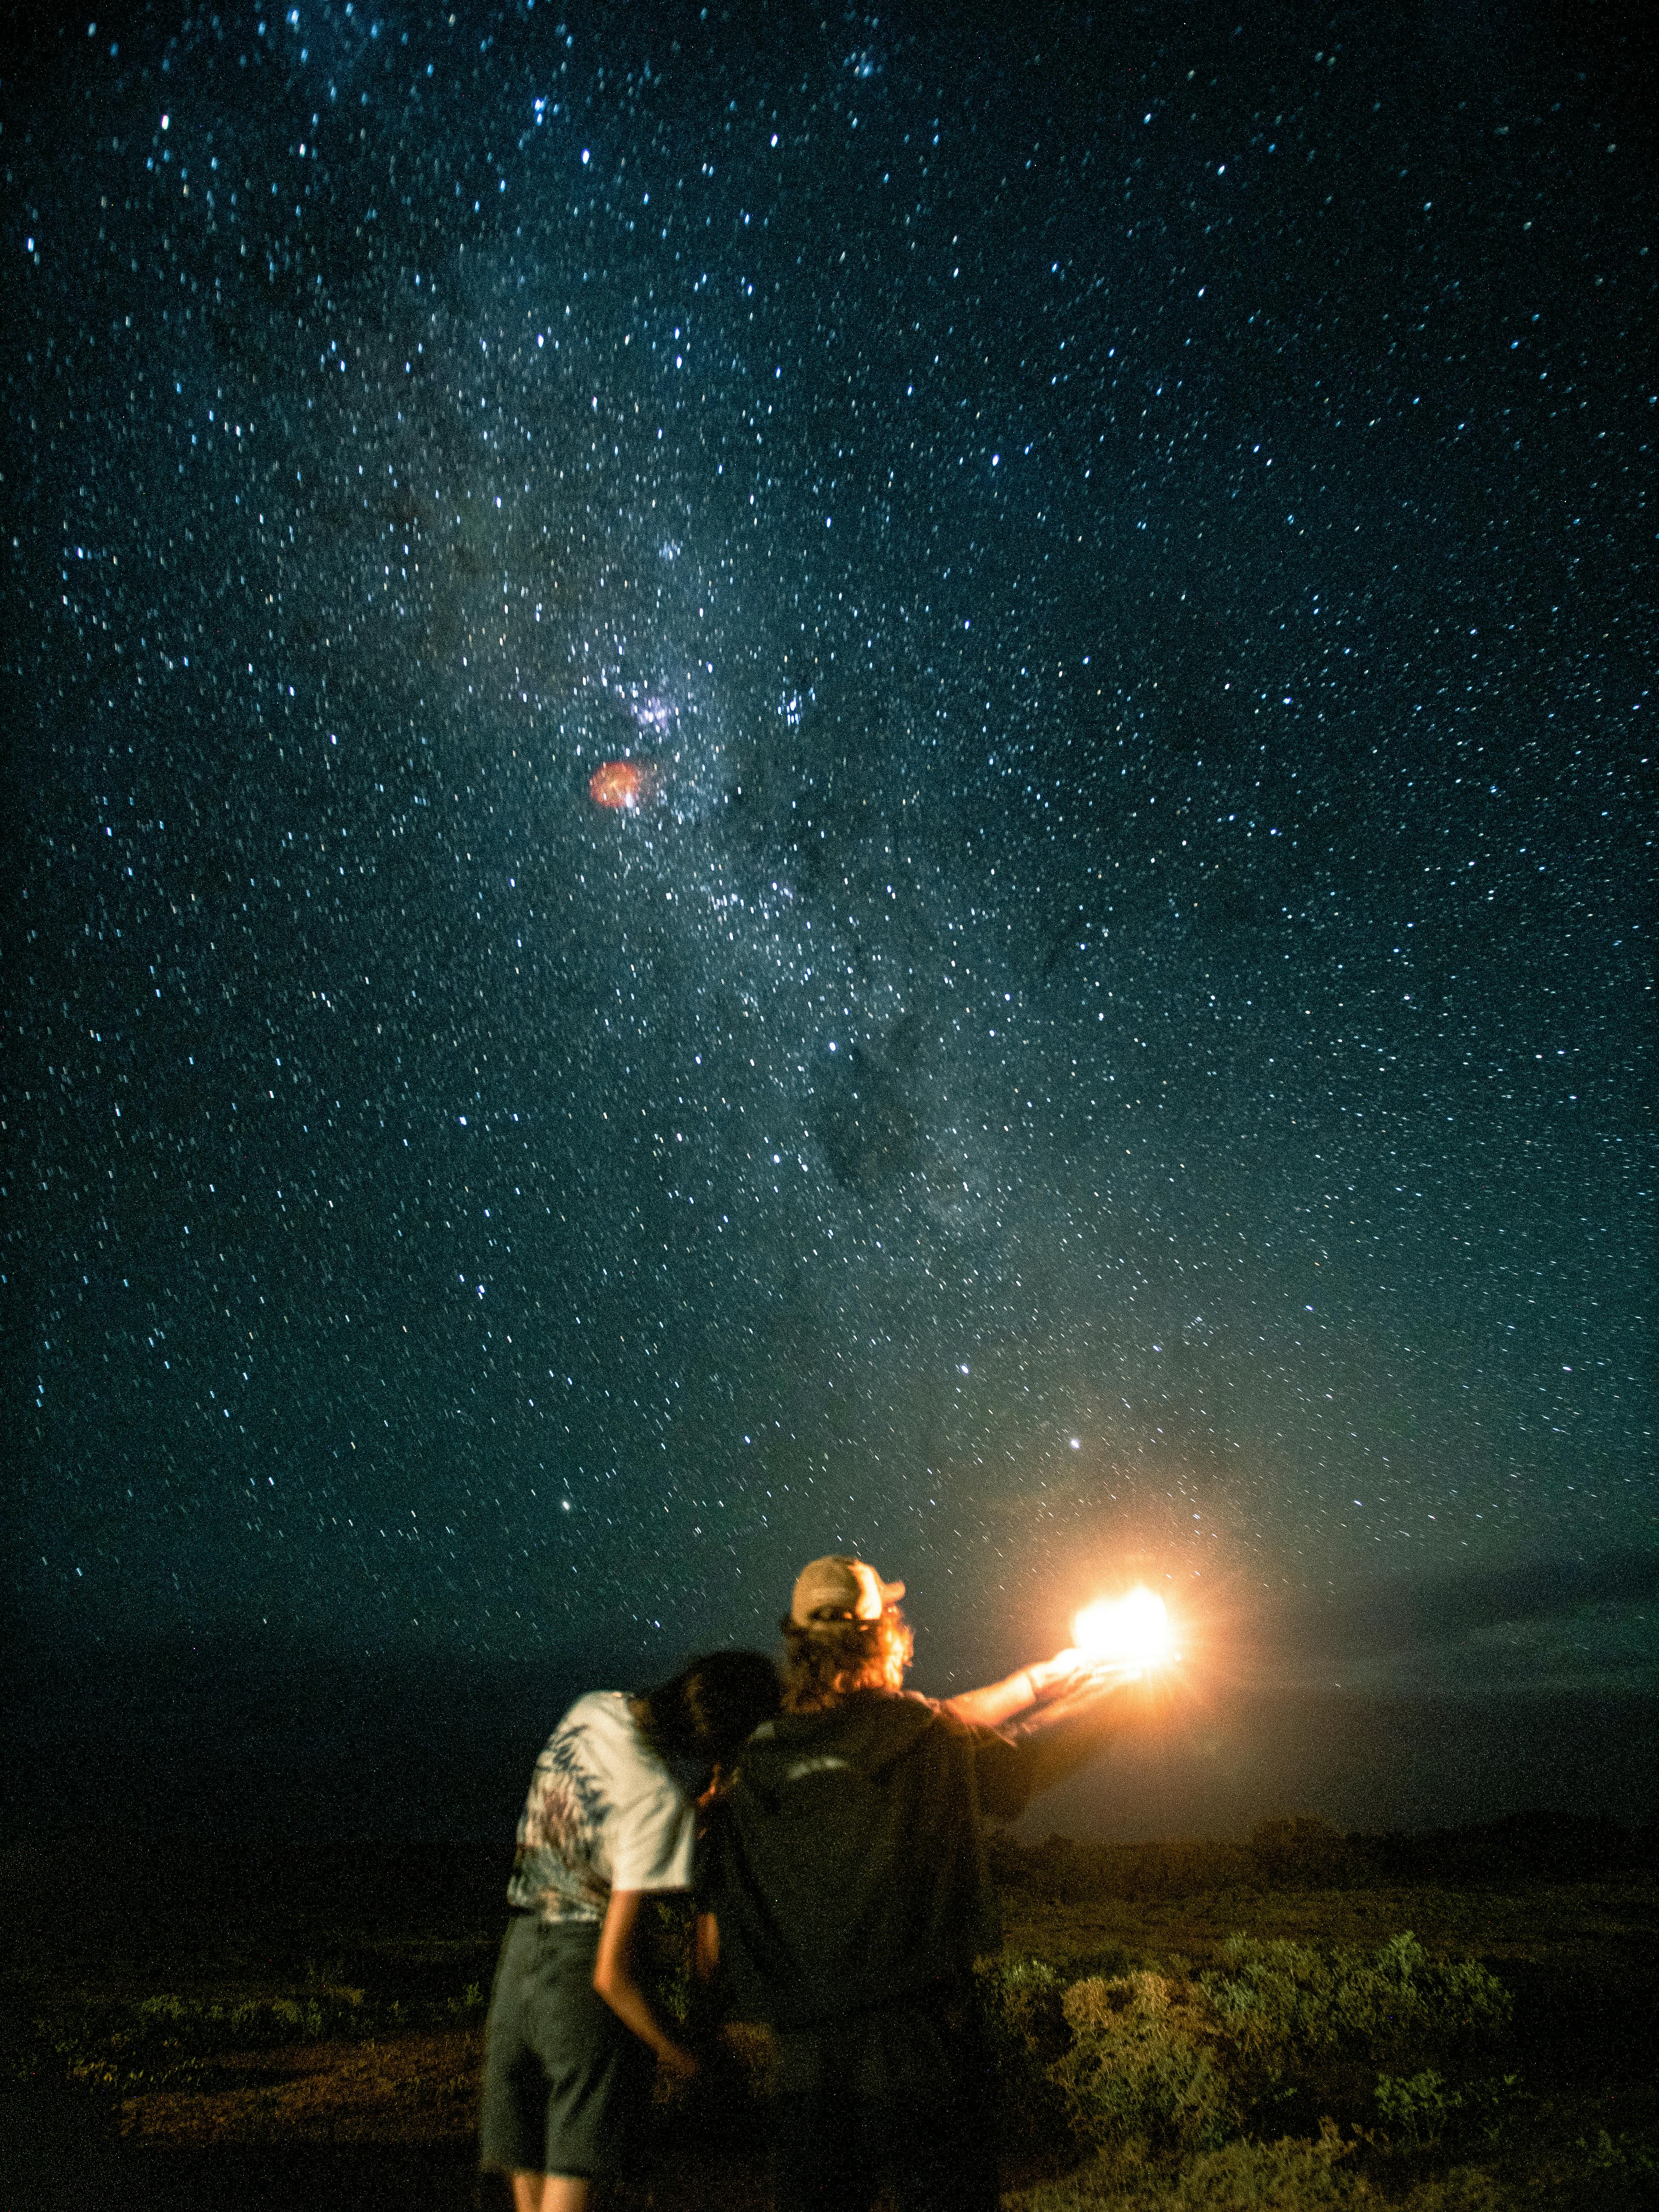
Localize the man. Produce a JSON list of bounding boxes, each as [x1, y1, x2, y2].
[[698, 1554, 1136, 2212]]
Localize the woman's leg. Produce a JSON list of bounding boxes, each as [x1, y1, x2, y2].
[[511, 2175, 590, 2212]]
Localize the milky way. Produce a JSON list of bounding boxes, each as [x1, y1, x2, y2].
[[5, 3, 1652, 1832]]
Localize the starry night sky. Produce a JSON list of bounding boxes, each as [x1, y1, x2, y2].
[[5, 2, 1653, 1842]]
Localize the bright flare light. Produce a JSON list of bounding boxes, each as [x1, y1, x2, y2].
[[1073, 1587, 1174, 1672]]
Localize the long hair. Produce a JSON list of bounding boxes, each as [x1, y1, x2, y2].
[[779, 1606, 914, 1712], [632, 1649, 780, 1767]]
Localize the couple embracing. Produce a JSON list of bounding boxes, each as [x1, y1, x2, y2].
[[481, 1554, 1134, 2211]]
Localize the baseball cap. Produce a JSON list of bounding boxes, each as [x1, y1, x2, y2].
[[790, 1554, 906, 1628]]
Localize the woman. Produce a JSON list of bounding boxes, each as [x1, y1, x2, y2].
[[480, 1649, 780, 2212]]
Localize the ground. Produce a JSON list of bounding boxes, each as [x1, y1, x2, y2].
[[3, 1825, 1654, 2210]]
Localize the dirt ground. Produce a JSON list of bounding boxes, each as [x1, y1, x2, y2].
[[4, 1834, 1655, 2211]]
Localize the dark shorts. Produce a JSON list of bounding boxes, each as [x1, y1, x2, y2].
[[478, 1915, 654, 2179]]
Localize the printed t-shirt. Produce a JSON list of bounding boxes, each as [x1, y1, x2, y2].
[[506, 1688, 695, 1924]]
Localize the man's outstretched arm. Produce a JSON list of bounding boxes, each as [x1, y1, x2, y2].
[[937, 1646, 1099, 1729], [1005, 1668, 1149, 1796], [964, 1665, 1147, 1820]]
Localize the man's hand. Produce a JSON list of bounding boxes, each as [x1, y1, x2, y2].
[[940, 1645, 1128, 1729], [1025, 1647, 1095, 1703]]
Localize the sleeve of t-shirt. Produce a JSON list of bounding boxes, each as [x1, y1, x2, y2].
[[608, 1772, 697, 1892]]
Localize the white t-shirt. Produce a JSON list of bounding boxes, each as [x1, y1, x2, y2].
[[506, 1689, 696, 1924]]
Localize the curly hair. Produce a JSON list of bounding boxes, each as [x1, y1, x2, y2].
[[778, 1606, 914, 1712]]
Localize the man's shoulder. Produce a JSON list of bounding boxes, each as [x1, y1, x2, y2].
[[898, 1689, 1004, 1744], [770, 1690, 978, 1777]]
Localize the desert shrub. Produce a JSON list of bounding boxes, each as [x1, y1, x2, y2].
[[33, 1975, 490, 2098], [977, 1955, 1070, 2062], [1003, 1932, 1512, 2166], [1006, 2124, 1517, 2212], [1004, 2120, 1370, 2209], [1577, 2128, 1659, 2179], [127, 1991, 367, 2049], [1051, 1970, 1237, 2154], [975, 1953, 1074, 2149], [1202, 1933, 1511, 2081], [1375, 2069, 1462, 2151], [1163, 2120, 1368, 2208], [1396, 2169, 1515, 2212], [998, 2145, 1164, 2212], [1377, 2069, 1527, 2157]]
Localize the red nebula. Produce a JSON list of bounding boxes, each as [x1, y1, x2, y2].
[[588, 758, 659, 810]]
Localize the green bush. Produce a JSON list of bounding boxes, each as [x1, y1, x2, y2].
[[1375, 2068, 1462, 2151], [984, 1955, 1071, 2056], [1202, 1933, 1511, 2078], [1162, 2121, 1367, 2208], [993, 1929, 1517, 2183], [975, 1953, 1074, 2149], [1004, 2120, 1369, 2209], [29, 1975, 489, 2099], [127, 1991, 367, 2049], [1005, 2125, 1518, 2211], [1396, 2170, 1515, 2212], [1577, 2128, 1659, 2179], [1051, 1970, 1237, 2154]]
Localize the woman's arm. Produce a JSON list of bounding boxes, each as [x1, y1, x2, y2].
[[591, 1889, 699, 2078], [694, 1910, 719, 1980]]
